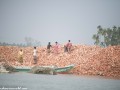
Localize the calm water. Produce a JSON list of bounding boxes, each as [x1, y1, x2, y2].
[[0, 72, 120, 90]]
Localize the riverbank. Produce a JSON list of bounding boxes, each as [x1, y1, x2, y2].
[[0, 45, 120, 78]]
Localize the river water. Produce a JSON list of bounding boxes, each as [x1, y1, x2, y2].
[[0, 72, 120, 90]]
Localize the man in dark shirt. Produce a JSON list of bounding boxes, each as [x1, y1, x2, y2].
[[47, 42, 52, 53]]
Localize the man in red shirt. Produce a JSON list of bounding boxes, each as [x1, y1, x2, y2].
[[66, 40, 72, 53]]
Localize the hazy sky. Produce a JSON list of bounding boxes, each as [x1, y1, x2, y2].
[[0, 0, 120, 46]]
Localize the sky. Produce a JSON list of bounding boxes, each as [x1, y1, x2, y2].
[[0, 0, 120, 46]]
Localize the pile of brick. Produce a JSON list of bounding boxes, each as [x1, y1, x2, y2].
[[0, 45, 120, 78]]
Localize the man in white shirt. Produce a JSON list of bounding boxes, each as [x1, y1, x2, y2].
[[33, 47, 37, 64]]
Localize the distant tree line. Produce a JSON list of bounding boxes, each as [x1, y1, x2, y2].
[[0, 37, 41, 47], [92, 25, 120, 47], [0, 42, 26, 47], [24, 37, 41, 46]]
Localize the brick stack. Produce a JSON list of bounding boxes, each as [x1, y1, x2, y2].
[[0, 45, 120, 78]]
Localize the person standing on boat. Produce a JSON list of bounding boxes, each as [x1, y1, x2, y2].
[[33, 46, 37, 64], [47, 42, 52, 53], [18, 49, 23, 64]]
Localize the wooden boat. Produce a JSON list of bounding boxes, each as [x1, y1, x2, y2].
[[54, 64, 74, 73], [14, 64, 74, 73], [14, 66, 32, 72]]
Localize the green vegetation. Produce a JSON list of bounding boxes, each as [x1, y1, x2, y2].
[[92, 25, 120, 47]]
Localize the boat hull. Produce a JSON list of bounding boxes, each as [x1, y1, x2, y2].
[[14, 64, 74, 73]]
